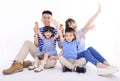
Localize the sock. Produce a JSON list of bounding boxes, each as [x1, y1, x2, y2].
[[39, 60, 46, 69]]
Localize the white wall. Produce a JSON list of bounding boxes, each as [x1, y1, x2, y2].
[[0, 0, 120, 66]]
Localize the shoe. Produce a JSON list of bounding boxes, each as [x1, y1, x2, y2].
[[97, 67, 118, 76], [75, 66, 86, 73], [34, 66, 44, 72], [28, 65, 36, 70], [2, 61, 23, 75], [109, 65, 119, 72], [62, 66, 72, 72], [23, 60, 32, 68]]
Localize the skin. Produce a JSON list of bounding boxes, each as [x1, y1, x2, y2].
[[33, 14, 61, 49], [66, 3, 110, 68]]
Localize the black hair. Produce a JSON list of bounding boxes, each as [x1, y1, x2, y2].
[[42, 10, 52, 16], [65, 18, 75, 30], [43, 26, 54, 37], [65, 28, 76, 41]]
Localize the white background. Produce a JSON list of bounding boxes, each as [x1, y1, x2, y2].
[[0, 0, 120, 81]]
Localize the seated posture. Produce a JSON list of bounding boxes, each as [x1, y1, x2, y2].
[[58, 27, 93, 73], [28, 22, 59, 72]]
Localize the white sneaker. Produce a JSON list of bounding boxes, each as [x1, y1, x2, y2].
[[34, 66, 44, 72], [28, 65, 35, 70], [109, 65, 119, 72], [97, 67, 118, 76]]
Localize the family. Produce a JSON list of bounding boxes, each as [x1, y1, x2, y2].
[[2, 3, 119, 76]]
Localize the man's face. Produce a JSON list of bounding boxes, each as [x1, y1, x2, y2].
[[42, 14, 52, 26]]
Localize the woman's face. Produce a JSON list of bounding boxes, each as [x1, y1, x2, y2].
[[68, 22, 77, 29]]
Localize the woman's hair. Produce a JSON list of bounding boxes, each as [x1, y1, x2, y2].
[[65, 18, 75, 30], [43, 26, 55, 37], [65, 28, 76, 41]]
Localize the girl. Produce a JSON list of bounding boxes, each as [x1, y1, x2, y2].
[[64, 3, 118, 76], [28, 22, 59, 72]]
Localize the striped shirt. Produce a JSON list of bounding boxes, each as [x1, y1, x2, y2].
[[36, 27, 60, 51]]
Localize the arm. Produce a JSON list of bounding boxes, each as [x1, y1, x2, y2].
[[34, 22, 44, 40], [33, 22, 39, 47], [83, 3, 101, 31], [34, 34, 39, 47], [56, 50, 63, 59], [49, 50, 63, 60], [77, 24, 95, 42], [52, 19, 63, 48]]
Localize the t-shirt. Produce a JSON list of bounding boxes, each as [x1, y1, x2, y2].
[[62, 40, 80, 60], [37, 27, 60, 51], [76, 28, 85, 52]]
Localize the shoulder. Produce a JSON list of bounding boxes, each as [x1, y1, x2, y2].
[[78, 28, 84, 34], [73, 40, 80, 45], [39, 27, 44, 32]]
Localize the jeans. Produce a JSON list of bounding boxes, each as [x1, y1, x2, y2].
[[77, 47, 106, 66]]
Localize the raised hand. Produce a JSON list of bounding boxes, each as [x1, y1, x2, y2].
[[89, 24, 96, 30], [52, 19, 59, 27], [33, 21, 39, 34]]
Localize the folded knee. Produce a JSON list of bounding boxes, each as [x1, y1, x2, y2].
[[24, 40, 32, 45], [87, 46, 93, 50], [80, 58, 86, 64]]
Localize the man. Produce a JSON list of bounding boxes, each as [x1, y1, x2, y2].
[[3, 10, 61, 75]]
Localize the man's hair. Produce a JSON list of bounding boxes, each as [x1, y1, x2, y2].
[[43, 26, 54, 37], [65, 18, 75, 29], [65, 27, 76, 41], [42, 10, 52, 16]]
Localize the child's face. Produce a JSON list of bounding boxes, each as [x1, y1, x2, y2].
[[65, 32, 75, 42], [44, 31, 53, 39], [68, 22, 77, 29], [42, 14, 52, 26]]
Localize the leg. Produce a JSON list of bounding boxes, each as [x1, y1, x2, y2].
[[3, 40, 39, 75], [34, 53, 49, 72], [78, 50, 100, 66], [73, 58, 86, 73], [44, 59, 57, 69], [73, 58, 86, 67], [28, 56, 39, 70], [15, 40, 40, 63], [87, 47, 107, 64], [78, 49, 118, 75], [59, 57, 74, 70]]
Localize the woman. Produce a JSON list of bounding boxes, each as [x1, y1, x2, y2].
[[64, 3, 118, 76]]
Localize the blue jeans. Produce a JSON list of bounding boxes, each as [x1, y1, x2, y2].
[[77, 47, 106, 66]]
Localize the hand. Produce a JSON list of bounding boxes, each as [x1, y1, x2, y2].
[[98, 2, 101, 13], [49, 56, 58, 60], [49, 56, 56, 60], [89, 24, 96, 30], [59, 24, 64, 31], [33, 21, 39, 34], [52, 19, 59, 27]]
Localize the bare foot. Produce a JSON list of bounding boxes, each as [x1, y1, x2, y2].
[[103, 61, 110, 66], [97, 62, 108, 68]]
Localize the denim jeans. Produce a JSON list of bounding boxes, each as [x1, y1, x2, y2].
[[77, 47, 106, 66]]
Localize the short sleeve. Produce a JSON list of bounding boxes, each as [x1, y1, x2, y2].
[[53, 27, 60, 42], [77, 28, 85, 38]]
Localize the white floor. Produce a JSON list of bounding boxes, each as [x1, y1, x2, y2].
[[0, 62, 120, 81]]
